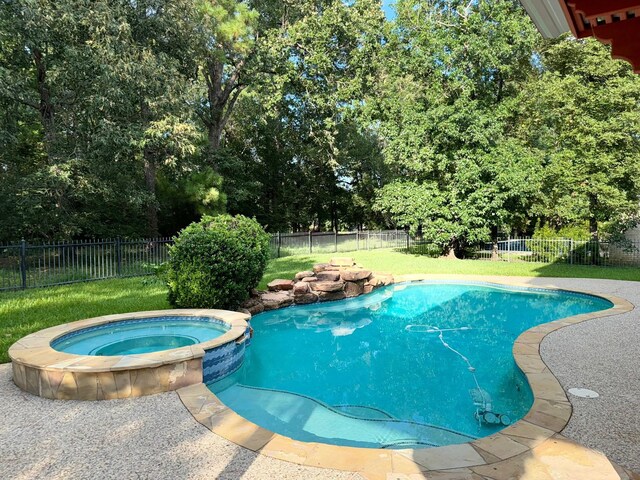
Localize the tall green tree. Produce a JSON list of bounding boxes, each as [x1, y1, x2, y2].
[[370, 0, 542, 255], [517, 37, 640, 239], [0, 0, 200, 239], [218, 0, 386, 232]]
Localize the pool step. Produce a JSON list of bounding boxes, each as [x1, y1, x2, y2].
[[331, 404, 395, 420], [215, 384, 476, 449]]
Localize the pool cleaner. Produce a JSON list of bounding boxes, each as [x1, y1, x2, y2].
[[470, 388, 511, 426], [406, 323, 512, 428]]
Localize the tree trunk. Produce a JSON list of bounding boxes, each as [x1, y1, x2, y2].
[[202, 58, 245, 169], [442, 239, 459, 260], [589, 217, 598, 239], [33, 48, 55, 160], [588, 194, 598, 240], [208, 123, 223, 151], [143, 154, 159, 238], [490, 225, 499, 261], [331, 200, 339, 232]]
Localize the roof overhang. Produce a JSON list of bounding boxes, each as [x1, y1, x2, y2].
[[519, 0, 571, 38], [520, 0, 640, 73]]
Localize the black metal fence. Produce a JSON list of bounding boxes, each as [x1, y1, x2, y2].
[[3, 232, 638, 292], [0, 232, 405, 291], [0, 238, 172, 291], [270, 230, 409, 258]]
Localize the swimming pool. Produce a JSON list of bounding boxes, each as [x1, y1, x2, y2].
[[52, 316, 229, 356], [209, 281, 612, 449]]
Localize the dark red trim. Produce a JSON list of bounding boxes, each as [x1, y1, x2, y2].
[[558, 0, 640, 73], [592, 16, 640, 73]]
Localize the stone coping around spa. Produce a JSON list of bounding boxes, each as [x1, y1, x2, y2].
[[177, 275, 635, 476], [8, 309, 250, 373]]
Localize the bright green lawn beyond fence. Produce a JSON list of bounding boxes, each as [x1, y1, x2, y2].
[[258, 249, 640, 288], [2, 249, 639, 363]]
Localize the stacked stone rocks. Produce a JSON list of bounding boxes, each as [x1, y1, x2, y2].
[[240, 257, 393, 315]]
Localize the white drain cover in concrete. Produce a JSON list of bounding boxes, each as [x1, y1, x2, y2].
[[568, 388, 600, 398]]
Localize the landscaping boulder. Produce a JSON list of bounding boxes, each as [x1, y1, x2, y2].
[[366, 273, 393, 287], [313, 263, 331, 273], [310, 281, 345, 292], [250, 260, 389, 313], [317, 290, 347, 302], [261, 291, 294, 310], [267, 279, 295, 291], [344, 280, 365, 298], [340, 268, 372, 282], [295, 271, 315, 281], [316, 271, 341, 281], [293, 281, 309, 295], [364, 273, 394, 294], [294, 292, 319, 305], [242, 297, 265, 315], [330, 257, 355, 267]]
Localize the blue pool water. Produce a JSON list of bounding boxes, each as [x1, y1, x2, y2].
[[210, 282, 612, 449], [52, 316, 228, 356]]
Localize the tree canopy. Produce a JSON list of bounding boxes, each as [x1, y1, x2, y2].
[[1, 0, 639, 253]]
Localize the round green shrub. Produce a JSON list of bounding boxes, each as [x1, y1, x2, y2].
[[165, 214, 270, 309]]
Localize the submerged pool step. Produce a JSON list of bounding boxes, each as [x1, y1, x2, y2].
[[331, 404, 395, 420], [215, 384, 476, 449]]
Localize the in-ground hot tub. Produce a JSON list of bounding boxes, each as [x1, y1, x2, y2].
[[51, 316, 230, 356], [9, 309, 250, 400]]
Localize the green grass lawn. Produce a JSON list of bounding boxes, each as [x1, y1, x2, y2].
[[258, 249, 640, 288], [0, 277, 169, 363], [1, 248, 638, 363]]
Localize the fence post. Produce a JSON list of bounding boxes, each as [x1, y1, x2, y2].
[[20, 239, 27, 289], [507, 235, 511, 262], [406, 231, 410, 251], [570, 238, 574, 265], [116, 237, 122, 276], [277, 232, 281, 258], [356, 231, 360, 251], [309, 231, 312, 254]]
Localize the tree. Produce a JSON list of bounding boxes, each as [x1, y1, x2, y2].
[[217, 0, 386, 232], [370, 0, 541, 255], [516, 37, 640, 239], [0, 0, 201, 239], [193, 0, 258, 159]]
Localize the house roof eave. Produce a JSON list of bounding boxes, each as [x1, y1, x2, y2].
[[519, 0, 571, 38]]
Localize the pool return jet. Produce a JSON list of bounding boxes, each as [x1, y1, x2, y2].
[[404, 324, 511, 428]]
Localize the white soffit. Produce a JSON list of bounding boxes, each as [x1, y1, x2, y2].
[[519, 0, 571, 38]]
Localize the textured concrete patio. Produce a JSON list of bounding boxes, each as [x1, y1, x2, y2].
[[0, 276, 638, 479]]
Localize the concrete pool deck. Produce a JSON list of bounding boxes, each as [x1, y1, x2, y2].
[[1, 276, 639, 479]]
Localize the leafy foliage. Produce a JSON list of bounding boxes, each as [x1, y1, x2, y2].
[[516, 37, 640, 237], [165, 215, 270, 309], [1, 0, 639, 250], [371, 0, 544, 255]]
